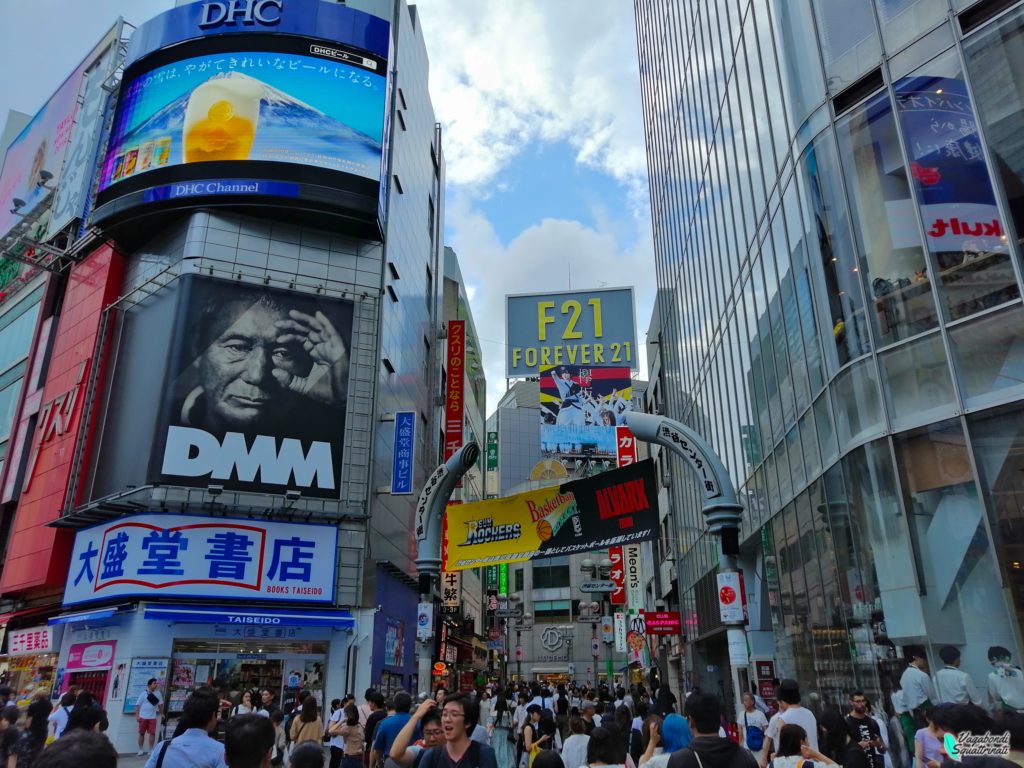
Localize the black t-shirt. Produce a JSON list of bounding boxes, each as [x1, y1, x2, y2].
[[845, 715, 884, 768], [365, 710, 387, 754], [0, 726, 20, 760], [419, 742, 498, 768]]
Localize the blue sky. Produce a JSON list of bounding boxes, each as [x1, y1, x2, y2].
[[0, 0, 655, 414]]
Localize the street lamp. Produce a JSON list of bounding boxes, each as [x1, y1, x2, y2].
[[580, 558, 613, 684]]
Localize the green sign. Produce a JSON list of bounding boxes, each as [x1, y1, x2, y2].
[[485, 566, 499, 591], [486, 431, 498, 470], [499, 563, 508, 596]]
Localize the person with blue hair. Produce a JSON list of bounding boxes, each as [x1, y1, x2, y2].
[[641, 714, 693, 768]]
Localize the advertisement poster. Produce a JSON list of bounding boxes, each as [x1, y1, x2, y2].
[[172, 659, 195, 688], [627, 613, 650, 668], [100, 47, 387, 192], [151, 276, 354, 498], [122, 658, 169, 715], [506, 288, 638, 377], [384, 618, 405, 667], [442, 459, 659, 570], [67, 641, 116, 671], [540, 366, 632, 479], [63, 513, 337, 606]]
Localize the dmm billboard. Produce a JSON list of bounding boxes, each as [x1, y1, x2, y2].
[[505, 287, 637, 378], [151, 275, 353, 498]]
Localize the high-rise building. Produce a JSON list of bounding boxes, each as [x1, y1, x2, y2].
[[0, 0, 464, 747], [637, 0, 1024, 712]]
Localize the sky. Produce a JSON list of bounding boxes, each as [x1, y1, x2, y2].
[[0, 0, 655, 415]]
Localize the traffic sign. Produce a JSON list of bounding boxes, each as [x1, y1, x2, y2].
[[515, 646, 524, 661], [580, 580, 615, 593], [591, 638, 600, 656], [495, 608, 523, 618], [488, 627, 501, 641]]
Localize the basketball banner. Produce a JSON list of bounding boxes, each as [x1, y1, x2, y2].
[[441, 459, 659, 571]]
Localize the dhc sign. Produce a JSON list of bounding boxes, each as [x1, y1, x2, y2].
[[199, 0, 284, 28]]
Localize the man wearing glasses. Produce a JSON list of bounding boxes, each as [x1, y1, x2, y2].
[[389, 695, 498, 768]]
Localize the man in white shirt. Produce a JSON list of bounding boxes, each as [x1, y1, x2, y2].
[[145, 687, 227, 768], [136, 678, 164, 756], [761, 680, 817, 768], [898, 651, 935, 754], [988, 645, 1024, 712], [934, 646, 982, 705]]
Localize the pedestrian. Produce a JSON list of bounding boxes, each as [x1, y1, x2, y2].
[[988, 646, 1024, 713], [933, 647, 982, 706], [641, 714, 691, 768], [652, 687, 676, 718], [844, 691, 885, 768], [291, 698, 325, 746], [328, 702, 364, 768], [261, 690, 282, 719], [389, 694, 498, 768], [739, 694, 767, 757], [225, 712, 277, 768], [291, 741, 326, 768], [272, 711, 287, 766], [929, 703, 1021, 768], [761, 680, 817, 768], [137, 677, 165, 755], [562, 715, 592, 768], [584, 727, 628, 768], [820, 711, 868, 768], [34, 729, 118, 768], [492, 694, 515, 768], [146, 685, 227, 768], [580, 701, 601, 735], [771, 724, 837, 768], [534, 752, 565, 768], [667, 693, 757, 768], [371, 691, 414, 768], [365, 692, 388, 764], [233, 690, 259, 717], [899, 651, 935, 755], [913, 708, 943, 768], [47, 692, 76, 742], [10, 691, 51, 767], [0, 706, 21, 765]]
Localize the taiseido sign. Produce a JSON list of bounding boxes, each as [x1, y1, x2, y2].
[[199, 0, 284, 28]]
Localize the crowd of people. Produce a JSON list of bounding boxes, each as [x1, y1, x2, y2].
[[0, 669, 1020, 768]]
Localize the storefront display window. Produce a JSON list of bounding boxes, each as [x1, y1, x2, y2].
[[893, 50, 1019, 322], [837, 90, 939, 346], [169, 640, 327, 724], [892, 419, 1020, 689], [964, 405, 1024, 665]]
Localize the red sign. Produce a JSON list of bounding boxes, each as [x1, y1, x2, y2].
[[444, 319, 465, 461], [643, 611, 682, 635], [615, 425, 637, 467], [758, 679, 777, 701], [609, 545, 625, 605], [0, 245, 124, 593], [755, 660, 776, 680], [720, 586, 736, 604]]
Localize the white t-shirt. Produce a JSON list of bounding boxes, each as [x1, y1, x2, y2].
[[766, 706, 818, 751], [741, 709, 769, 751], [329, 708, 346, 749], [136, 689, 163, 720]]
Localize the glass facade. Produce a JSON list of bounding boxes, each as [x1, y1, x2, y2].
[[636, 0, 1024, 713]]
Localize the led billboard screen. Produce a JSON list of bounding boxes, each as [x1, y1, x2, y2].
[[98, 48, 385, 192], [151, 275, 354, 499]]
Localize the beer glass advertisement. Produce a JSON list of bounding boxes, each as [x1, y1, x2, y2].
[[99, 46, 386, 192], [151, 275, 353, 498]]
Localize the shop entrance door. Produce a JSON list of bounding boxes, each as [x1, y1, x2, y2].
[[68, 670, 108, 707]]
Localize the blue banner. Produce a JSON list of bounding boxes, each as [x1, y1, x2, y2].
[[143, 603, 354, 629], [391, 411, 416, 495], [142, 179, 300, 202]]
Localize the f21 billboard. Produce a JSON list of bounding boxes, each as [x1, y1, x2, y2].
[[150, 276, 353, 498]]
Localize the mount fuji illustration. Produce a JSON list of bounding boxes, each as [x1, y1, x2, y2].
[[114, 72, 382, 178]]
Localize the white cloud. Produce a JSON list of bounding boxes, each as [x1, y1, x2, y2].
[[417, 0, 648, 203], [445, 193, 655, 415]]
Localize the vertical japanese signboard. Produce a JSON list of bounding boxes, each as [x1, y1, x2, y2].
[[441, 571, 461, 615], [445, 320, 465, 461], [499, 564, 509, 596], [609, 545, 626, 605], [391, 411, 416, 494], [616, 425, 637, 468], [486, 431, 498, 471]]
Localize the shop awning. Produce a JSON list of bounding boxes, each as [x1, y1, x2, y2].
[[48, 605, 136, 625], [143, 604, 355, 629], [0, 606, 59, 628]]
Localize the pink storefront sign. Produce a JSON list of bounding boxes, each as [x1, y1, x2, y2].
[[66, 640, 117, 671]]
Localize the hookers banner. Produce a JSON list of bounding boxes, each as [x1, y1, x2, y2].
[[442, 459, 658, 571]]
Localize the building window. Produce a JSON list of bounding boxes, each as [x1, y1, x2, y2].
[[514, 569, 524, 593], [532, 563, 570, 589], [533, 600, 572, 623], [428, 196, 435, 235], [393, 175, 404, 194], [388, 262, 401, 280], [397, 111, 406, 132], [382, 358, 395, 374], [426, 265, 433, 307], [398, 88, 407, 111]]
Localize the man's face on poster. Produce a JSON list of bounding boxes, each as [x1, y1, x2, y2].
[[198, 300, 303, 430]]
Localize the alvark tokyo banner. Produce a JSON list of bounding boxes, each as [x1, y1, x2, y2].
[[441, 459, 659, 571]]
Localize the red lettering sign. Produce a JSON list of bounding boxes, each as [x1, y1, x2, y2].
[[609, 545, 625, 605], [615, 425, 637, 467], [642, 611, 682, 635], [444, 320, 465, 462]]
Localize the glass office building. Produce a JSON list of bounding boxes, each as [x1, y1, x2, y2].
[[636, 0, 1024, 711]]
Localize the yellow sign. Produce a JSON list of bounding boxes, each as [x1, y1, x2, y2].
[[442, 460, 658, 571]]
